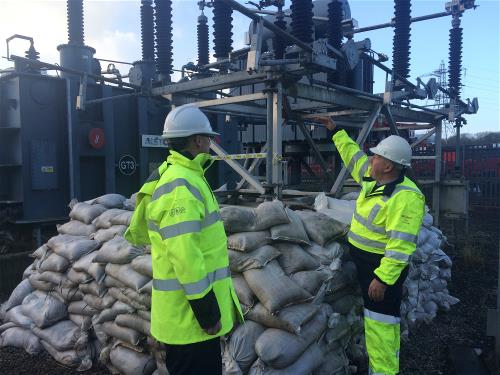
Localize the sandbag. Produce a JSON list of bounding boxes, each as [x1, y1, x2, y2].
[[0, 327, 42, 355], [95, 300, 136, 324], [95, 236, 143, 264], [243, 260, 311, 313], [4, 305, 32, 328], [68, 300, 99, 316], [38, 271, 66, 285], [274, 243, 320, 275], [73, 251, 97, 272], [250, 343, 323, 375], [137, 310, 151, 322], [296, 211, 347, 246], [105, 263, 150, 291], [40, 340, 81, 367], [255, 306, 328, 368], [115, 314, 151, 336], [93, 225, 128, 243], [66, 268, 93, 284], [131, 254, 153, 278], [68, 314, 87, 327], [123, 194, 137, 211], [228, 231, 271, 252], [102, 322, 144, 346], [229, 245, 281, 273], [32, 319, 80, 351], [93, 208, 129, 229], [21, 291, 67, 328], [313, 347, 350, 375], [111, 211, 133, 226], [270, 208, 310, 245], [28, 273, 54, 291], [326, 313, 350, 344], [57, 220, 96, 237], [39, 252, 70, 273], [305, 242, 343, 265], [104, 275, 127, 289], [83, 293, 116, 310], [47, 234, 100, 261], [79, 281, 107, 297], [31, 244, 50, 259], [221, 201, 289, 233], [291, 269, 330, 295], [87, 193, 127, 209], [139, 280, 153, 295], [88, 262, 106, 283], [1, 278, 33, 312], [232, 274, 255, 312], [246, 303, 319, 334], [225, 321, 265, 374], [69, 202, 108, 224], [109, 345, 156, 375], [108, 287, 151, 310], [53, 285, 83, 303]]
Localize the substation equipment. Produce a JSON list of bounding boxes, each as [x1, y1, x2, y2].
[[0, 0, 479, 229]]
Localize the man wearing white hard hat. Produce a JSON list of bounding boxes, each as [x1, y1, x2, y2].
[[125, 104, 243, 375], [316, 116, 425, 375]]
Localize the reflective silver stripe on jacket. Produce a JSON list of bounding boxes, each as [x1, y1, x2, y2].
[[387, 230, 417, 244], [353, 204, 385, 234], [152, 178, 204, 203], [348, 231, 386, 249], [358, 160, 370, 181], [148, 211, 221, 240], [347, 150, 365, 173], [369, 367, 387, 375], [153, 266, 231, 295], [384, 250, 410, 262], [145, 168, 161, 183], [364, 308, 400, 324], [391, 185, 421, 196]]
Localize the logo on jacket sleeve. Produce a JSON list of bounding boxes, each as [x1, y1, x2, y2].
[[169, 207, 187, 217]]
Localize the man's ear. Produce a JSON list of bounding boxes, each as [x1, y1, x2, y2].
[[193, 135, 203, 148], [384, 159, 395, 173]]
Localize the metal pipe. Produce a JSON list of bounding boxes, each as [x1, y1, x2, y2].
[[220, 0, 313, 53], [266, 89, 273, 186], [259, 58, 302, 66], [353, 11, 451, 34], [311, 78, 381, 101], [9, 55, 140, 89], [65, 79, 75, 199]]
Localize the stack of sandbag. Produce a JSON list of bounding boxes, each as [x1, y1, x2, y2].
[[220, 201, 363, 375], [314, 192, 459, 337]]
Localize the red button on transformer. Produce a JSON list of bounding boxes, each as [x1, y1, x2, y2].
[[89, 128, 105, 149]]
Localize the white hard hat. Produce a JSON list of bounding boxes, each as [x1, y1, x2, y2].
[[162, 104, 220, 139], [370, 135, 412, 167]]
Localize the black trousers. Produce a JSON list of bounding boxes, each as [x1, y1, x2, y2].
[[164, 337, 222, 375], [349, 244, 408, 316]]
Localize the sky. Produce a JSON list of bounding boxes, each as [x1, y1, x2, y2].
[[0, 0, 498, 136]]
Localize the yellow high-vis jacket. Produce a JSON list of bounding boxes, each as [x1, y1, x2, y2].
[[125, 150, 243, 345], [333, 130, 425, 285]]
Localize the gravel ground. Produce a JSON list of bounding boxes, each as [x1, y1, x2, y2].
[[1, 210, 498, 375]]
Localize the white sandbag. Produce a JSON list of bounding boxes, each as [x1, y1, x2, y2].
[[131, 254, 153, 278], [225, 321, 265, 374], [1, 278, 33, 312], [57, 220, 96, 237], [110, 211, 133, 226], [73, 251, 97, 272], [109, 345, 156, 375], [68, 313, 87, 327], [88, 262, 106, 283], [31, 244, 50, 259], [69, 202, 108, 224], [104, 275, 127, 289], [0, 327, 42, 355], [79, 281, 107, 297], [4, 305, 32, 328], [66, 268, 93, 284], [32, 319, 80, 351], [95, 300, 136, 324], [255, 306, 328, 368], [108, 287, 151, 310], [305, 242, 343, 265], [243, 260, 311, 313], [246, 303, 319, 334], [95, 236, 143, 264], [83, 293, 116, 310], [228, 231, 271, 252], [105, 263, 150, 291], [274, 243, 320, 275], [28, 272, 54, 291], [0, 322, 16, 333], [93, 225, 128, 243], [229, 245, 281, 273], [115, 314, 151, 336], [47, 234, 100, 261], [102, 322, 144, 346], [39, 252, 70, 272], [270, 208, 310, 245], [38, 271, 66, 285], [93, 208, 130, 229], [21, 291, 67, 328], [232, 274, 255, 312], [221, 201, 290, 233], [314, 193, 356, 226], [250, 343, 323, 375], [40, 339, 81, 367], [53, 285, 83, 303], [296, 211, 347, 246], [87, 193, 127, 209], [68, 300, 99, 316]]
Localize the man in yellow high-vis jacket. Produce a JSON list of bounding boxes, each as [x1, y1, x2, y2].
[[125, 104, 243, 375], [316, 116, 425, 375]]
